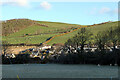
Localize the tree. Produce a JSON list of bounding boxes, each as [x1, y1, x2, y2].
[[108, 27, 119, 50], [107, 27, 119, 65], [65, 38, 74, 47], [65, 28, 93, 53], [74, 28, 93, 53], [95, 31, 108, 52]]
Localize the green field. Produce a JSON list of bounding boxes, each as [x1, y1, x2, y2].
[[2, 19, 118, 45], [47, 21, 118, 45]]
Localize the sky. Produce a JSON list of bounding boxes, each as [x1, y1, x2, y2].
[[0, 0, 119, 25]]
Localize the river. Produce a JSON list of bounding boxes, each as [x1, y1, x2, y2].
[[1, 64, 118, 78]]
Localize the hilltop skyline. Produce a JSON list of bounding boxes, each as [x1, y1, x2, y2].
[[1, 1, 118, 25]]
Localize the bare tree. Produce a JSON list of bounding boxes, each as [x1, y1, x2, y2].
[[65, 28, 93, 53], [108, 27, 119, 50], [95, 31, 108, 52], [73, 28, 93, 53]]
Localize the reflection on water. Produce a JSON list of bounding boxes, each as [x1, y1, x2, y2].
[[2, 64, 118, 78]]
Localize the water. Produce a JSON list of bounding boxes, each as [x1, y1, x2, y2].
[[2, 64, 118, 78]]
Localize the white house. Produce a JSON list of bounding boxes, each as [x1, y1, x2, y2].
[[39, 46, 51, 50]]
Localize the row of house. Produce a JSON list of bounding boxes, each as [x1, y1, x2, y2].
[[5, 53, 16, 58], [5, 43, 120, 60]]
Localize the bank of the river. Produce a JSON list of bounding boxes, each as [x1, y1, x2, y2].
[[2, 64, 118, 78]]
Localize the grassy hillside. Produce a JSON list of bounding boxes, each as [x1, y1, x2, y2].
[[2, 19, 35, 36], [2, 19, 118, 45], [2, 19, 81, 44], [47, 21, 118, 45]]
